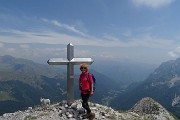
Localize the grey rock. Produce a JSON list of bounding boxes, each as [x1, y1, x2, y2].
[[0, 98, 176, 120], [71, 103, 77, 110]]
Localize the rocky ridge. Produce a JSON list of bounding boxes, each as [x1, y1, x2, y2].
[[0, 97, 175, 120], [130, 97, 175, 120]]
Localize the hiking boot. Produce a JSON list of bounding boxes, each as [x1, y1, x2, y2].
[[88, 112, 95, 120], [82, 113, 89, 119]]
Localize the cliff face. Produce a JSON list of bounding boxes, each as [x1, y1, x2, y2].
[[0, 97, 175, 120], [111, 57, 180, 119]]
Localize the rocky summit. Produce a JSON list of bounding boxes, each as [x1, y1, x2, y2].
[[130, 97, 175, 120], [0, 97, 175, 120]]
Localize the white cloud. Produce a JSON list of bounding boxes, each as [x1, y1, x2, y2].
[[42, 18, 86, 36], [132, 0, 175, 9], [168, 51, 178, 57], [0, 45, 68, 63], [100, 52, 116, 59], [0, 28, 176, 49], [168, 47, 180, 58], [19, 44, 30, 49], [102, 33, 120, 41], [75, 49, 92, 58], [7, 48, 15, 51], [0, 27, 178, 65]]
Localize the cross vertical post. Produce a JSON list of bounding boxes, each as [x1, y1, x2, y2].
[[67, 43, 74, 105], [47, 43, 93, 105]]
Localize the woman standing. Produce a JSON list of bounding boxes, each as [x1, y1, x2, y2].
[[79, 63, 95, 120]]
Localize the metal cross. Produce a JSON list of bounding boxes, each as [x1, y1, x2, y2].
[[47, 43, 94, 105]]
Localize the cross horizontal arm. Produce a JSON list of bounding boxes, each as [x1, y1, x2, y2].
[[70, 58, 94, 65], [47, 58, 94, 65], [47, 58, 69, 65]]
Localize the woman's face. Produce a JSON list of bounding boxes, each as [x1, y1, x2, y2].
[[81, 67, 87, 73]]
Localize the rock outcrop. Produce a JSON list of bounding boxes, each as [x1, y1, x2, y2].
[[0, 97, 175, 120], [130, 97, 175, 120]]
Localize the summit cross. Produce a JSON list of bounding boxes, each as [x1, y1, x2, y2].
[[47, 43, 94, 105]]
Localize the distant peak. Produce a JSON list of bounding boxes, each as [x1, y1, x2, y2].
[[0, 55, 14, 59]]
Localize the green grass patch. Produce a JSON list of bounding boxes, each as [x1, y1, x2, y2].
[[0, 91, 14, 101], [24, 115, 37, 120], [169, 112, 178, 120]]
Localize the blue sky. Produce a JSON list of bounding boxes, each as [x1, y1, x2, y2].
[[0, 0, 180, 64]]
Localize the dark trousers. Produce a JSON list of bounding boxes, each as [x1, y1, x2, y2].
[[81, 93, 91, 113]]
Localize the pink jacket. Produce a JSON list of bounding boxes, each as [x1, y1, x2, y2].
[[79, 72, 93, 94]]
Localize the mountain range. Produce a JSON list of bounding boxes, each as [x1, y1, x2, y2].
[[92, 60, 157, 86], [0, 55, 179, 119], [0, 55, 68, 114], [111, 57, 180, 119], [0, 55, 122, 115]]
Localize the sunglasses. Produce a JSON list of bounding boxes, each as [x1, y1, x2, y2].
[[81, 67, 87, 70]]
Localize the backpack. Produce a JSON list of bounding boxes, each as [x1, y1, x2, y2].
[[86, 73, 96, 91]]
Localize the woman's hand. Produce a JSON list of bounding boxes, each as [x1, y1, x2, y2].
[[90, 91, 93, 96]]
